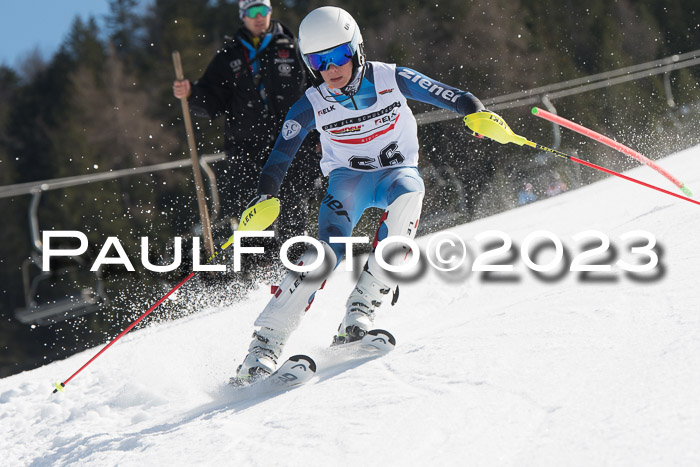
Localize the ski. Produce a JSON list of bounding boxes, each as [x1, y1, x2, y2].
[[228, 330, 394, 395], [360, 329, 396, 351], [331, 329, 396, 353], [313, 329, 396, 381], [229, 354, 316, 392]]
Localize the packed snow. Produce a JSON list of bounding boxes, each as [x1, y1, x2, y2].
[[2, 145, 700, 466]]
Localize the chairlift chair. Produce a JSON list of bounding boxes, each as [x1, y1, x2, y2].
[[13, 190, 109, 326]]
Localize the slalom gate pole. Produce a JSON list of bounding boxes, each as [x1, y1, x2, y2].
[[52, 273, 196, 394], [531, 106, 693, 197], [463, 111, 700, 207]]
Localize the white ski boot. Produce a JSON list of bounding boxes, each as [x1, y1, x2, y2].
[[334, 270, 392, 345], [234, 327, 287, 384]]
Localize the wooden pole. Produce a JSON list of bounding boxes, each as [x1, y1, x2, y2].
[[171, 50, 215, 260]]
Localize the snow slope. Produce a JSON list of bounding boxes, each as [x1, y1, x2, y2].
[[2, 146, 700, 466]]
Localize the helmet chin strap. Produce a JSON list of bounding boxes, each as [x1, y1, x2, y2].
[[315, 63, 366, 104], [340, 64, 364, 96]]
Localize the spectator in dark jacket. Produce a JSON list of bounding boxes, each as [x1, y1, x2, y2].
[[173, 0, 319, 240]]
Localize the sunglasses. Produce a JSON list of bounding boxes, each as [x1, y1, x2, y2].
[[244, 5, 271, 18], [306, 43, 353, 71]]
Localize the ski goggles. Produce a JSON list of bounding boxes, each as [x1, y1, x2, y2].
[[243, 5, 271, 18], [306, 43, 353, 71]]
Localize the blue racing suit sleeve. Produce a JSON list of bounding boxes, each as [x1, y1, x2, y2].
[[257, 95, 316, 196], [395, 67, 484, 115]]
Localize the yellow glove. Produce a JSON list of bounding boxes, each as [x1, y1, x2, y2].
[[239, 195, 280, 232], [464, 111, 529, 146]]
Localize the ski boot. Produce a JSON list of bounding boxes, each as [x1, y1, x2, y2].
[[332, 190, 421, 345], [231, 327, 286, 386], [333, 270, 392, 346]]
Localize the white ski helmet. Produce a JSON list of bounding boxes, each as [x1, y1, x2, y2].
[[298, 6, 365, 86]]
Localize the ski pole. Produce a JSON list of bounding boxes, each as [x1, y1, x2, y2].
[[51, 199, 279, 394], [464, 111, 700, 207], [531, 106, 693, 197], [52, 272, 195, 394]]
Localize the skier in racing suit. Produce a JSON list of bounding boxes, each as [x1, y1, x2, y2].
[[233, 6, 487, 382]]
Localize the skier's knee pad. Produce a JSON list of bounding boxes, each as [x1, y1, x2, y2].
[[367, 190, 424, 287], [254, 240, 337, 334]]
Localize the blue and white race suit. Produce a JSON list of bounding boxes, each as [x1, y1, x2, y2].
[[257, 61, 484, 262]]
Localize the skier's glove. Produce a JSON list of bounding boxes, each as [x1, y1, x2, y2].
[[239, 194, 280, 232], [246, 194, 274, 210], [464, 111, 528, 146], [464, 110, 492, 137]]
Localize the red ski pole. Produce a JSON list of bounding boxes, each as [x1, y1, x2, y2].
[[51, 200, 282, 395], [52, 272, 195, 394], [464, 111, 700, 207]]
